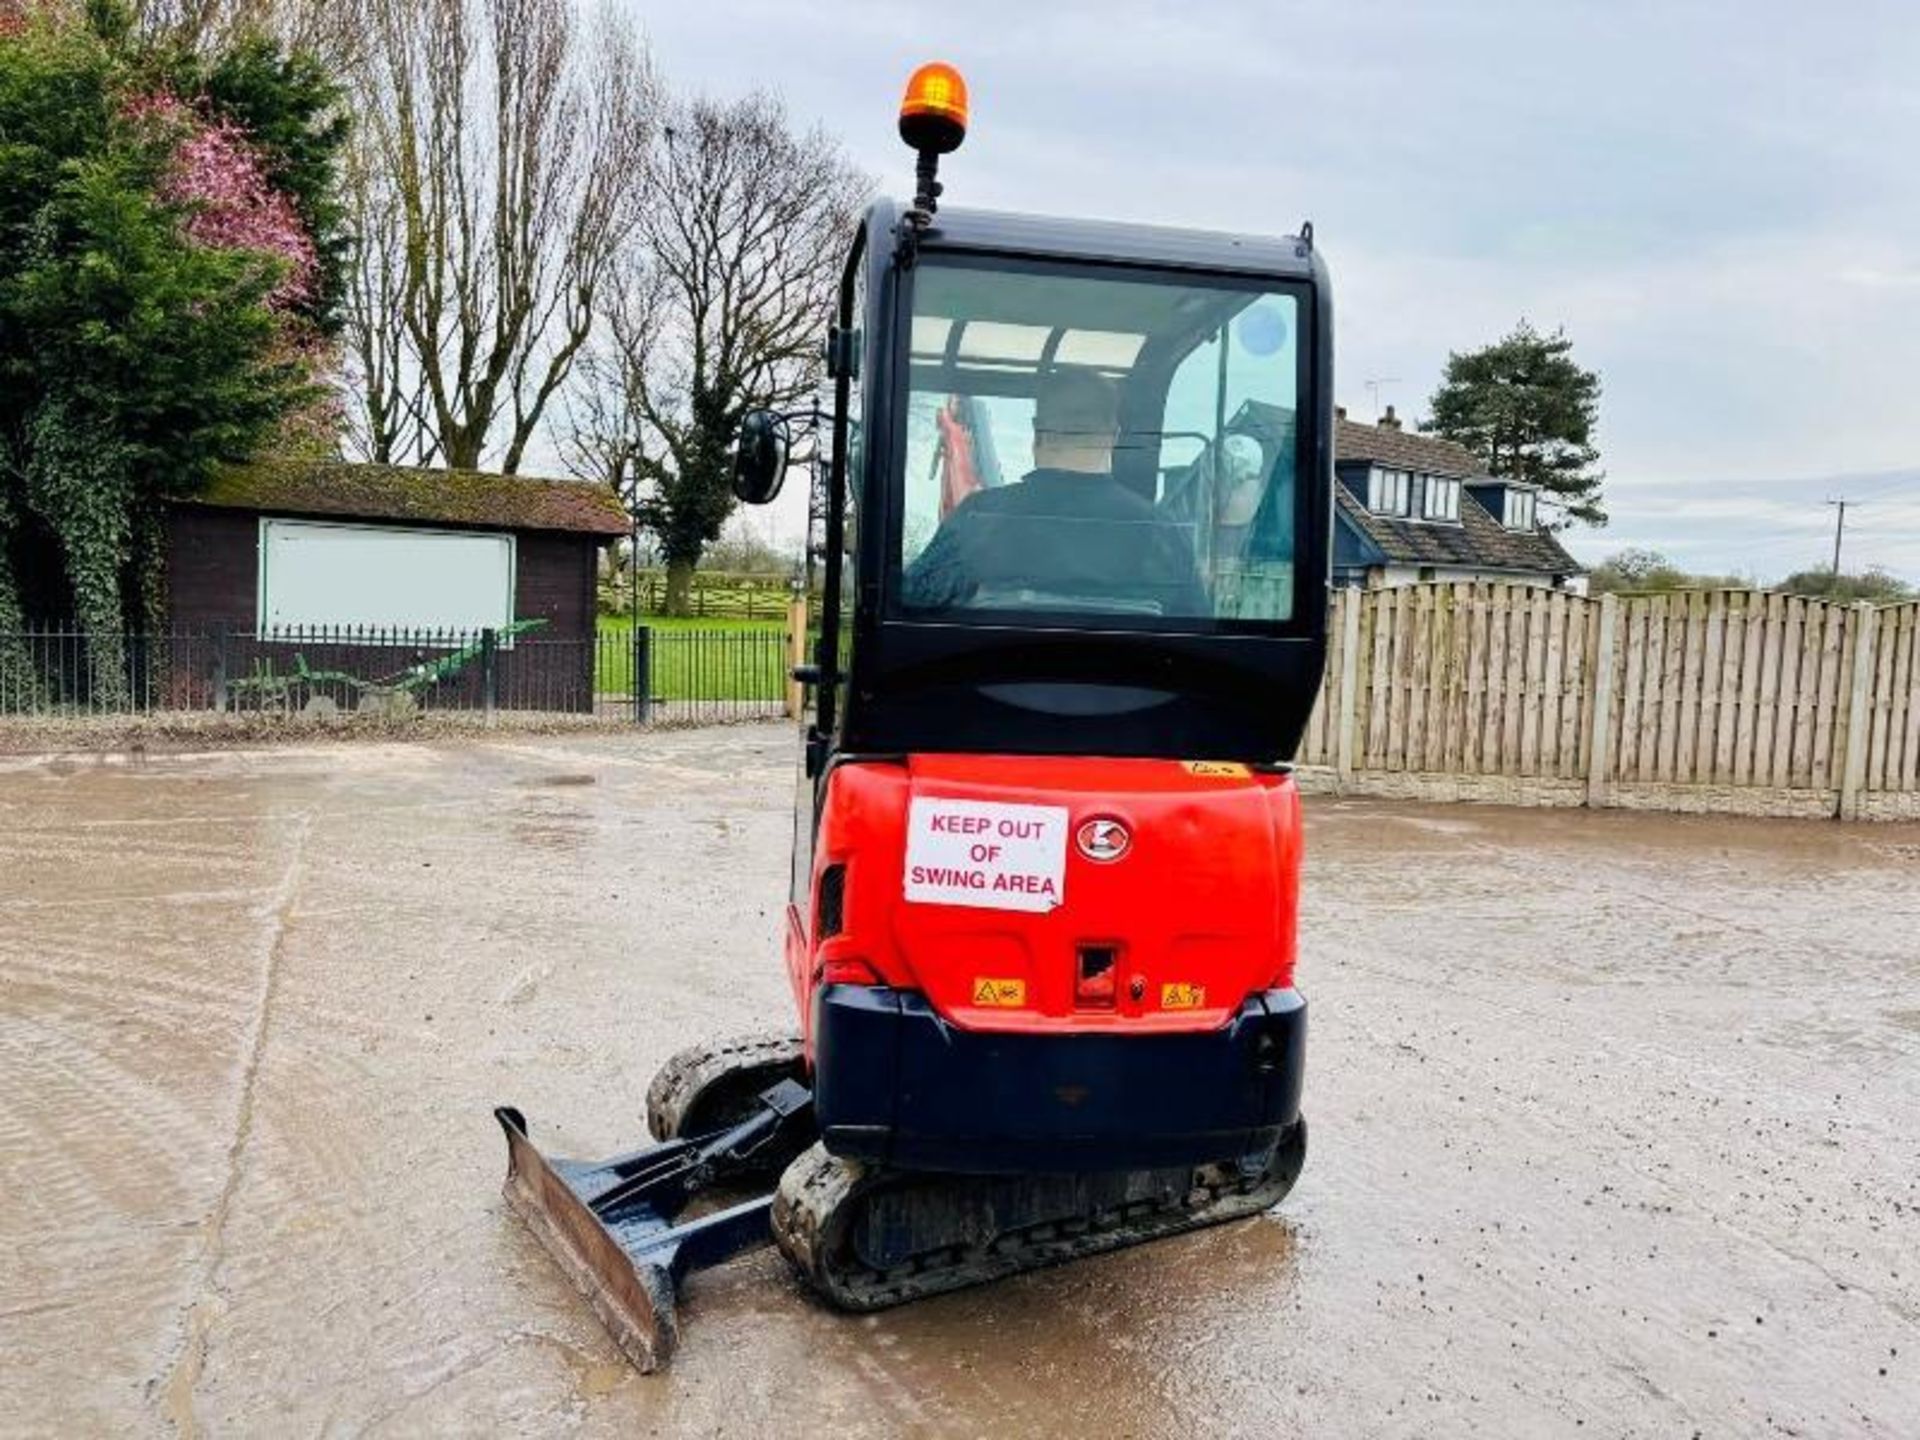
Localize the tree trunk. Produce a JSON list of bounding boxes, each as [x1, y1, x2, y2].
[[664, 558, 695, 618], [442, 422, 486, 472]]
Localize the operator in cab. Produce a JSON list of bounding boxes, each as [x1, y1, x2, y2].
[[902, 368, 1210, 617]]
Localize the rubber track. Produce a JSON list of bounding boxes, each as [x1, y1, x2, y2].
[[644, 1032, 805, 1142], [771, 1120, 1307, 1312]]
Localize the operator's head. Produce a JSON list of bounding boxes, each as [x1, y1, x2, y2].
[[1032, 366, 1120, 474]]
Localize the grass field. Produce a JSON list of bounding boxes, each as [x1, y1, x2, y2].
[[594, 615, 788, 700]]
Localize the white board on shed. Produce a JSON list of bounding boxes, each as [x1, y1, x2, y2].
[[258, 519, 515, 636]]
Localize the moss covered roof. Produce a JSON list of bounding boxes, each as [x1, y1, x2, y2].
[[186, 460, 630, 538]]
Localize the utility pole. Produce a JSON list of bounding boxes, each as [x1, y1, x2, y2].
[[1826, 498, 1854, 574]]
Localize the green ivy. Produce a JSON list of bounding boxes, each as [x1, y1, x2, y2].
[[24, 397, 133, 704], [0, 491, 34, 704]]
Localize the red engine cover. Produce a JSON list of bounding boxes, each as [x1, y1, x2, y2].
[[788, 755, 1302, 1047]]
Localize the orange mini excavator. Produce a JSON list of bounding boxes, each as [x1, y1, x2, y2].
[[496, 62, 1333, 1371]]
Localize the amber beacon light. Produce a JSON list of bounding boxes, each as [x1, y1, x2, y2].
[[899, 62, 969, 155]]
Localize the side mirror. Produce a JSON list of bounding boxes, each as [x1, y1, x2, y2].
[[732, 410, 789, 505]]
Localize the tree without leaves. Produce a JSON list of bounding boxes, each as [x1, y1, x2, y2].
[[1424, 320, 1606, 528], [340, 127, 431, 463], [345, 0, 655, 471], [124, 0, 370, 73], [701, 513, 801, 575], [562, 91, 866, 614]]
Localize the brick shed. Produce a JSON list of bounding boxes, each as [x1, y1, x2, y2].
[[164, 460, 629, 711]]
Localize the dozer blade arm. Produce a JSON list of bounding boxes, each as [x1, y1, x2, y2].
[[494, 1079, 814, 1372]]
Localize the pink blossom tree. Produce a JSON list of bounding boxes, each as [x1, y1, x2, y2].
[[129, 90, 319, 310]]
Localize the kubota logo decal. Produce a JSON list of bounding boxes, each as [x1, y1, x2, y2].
[[1075, 817, 1131, 863]]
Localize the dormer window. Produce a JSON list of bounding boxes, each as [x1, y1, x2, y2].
[[1369, 467, 1411, 517], [1505, 489, 1537, 530], [1422, 476, 1461, 522]]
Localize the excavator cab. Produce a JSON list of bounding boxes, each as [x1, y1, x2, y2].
[[793, 204, 1330, 766], [495, 63, 1333, 1373]]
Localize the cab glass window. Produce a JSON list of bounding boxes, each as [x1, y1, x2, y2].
[[895, 259, 1304, 625]]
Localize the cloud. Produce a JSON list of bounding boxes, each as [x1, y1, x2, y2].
[[1561, 469, 1920, 581], [621, 0, 1920, 580]]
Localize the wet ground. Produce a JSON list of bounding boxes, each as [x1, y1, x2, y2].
[[2, 726, 1916, 1438]]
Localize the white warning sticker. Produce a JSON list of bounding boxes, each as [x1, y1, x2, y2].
[[903, 797, 1070, 913]]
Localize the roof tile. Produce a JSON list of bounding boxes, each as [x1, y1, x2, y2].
[[185, 460, 630, 538], [1335, 417, 1490, 479], [1334, 444, 1583, 578]]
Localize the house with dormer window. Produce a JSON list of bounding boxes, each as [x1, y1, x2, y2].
[[1331, 408, 1583, 591]]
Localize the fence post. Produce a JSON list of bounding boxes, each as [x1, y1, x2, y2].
[[212, 623, 230, 712], [633, 624, 652, 726], [1836, 600, 1878, 821], [1586, 591, 1620, 810], [1334, 586, 1362, 784], [786, 592, 809, 720], [480, 628, 498, 722]]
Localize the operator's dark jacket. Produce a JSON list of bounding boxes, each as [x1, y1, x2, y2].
[[903, 469, 1209, 615]]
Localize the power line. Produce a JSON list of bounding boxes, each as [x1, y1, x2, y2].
[[1820, 470, 1920, 499], [1846, 479, 1920, 501]]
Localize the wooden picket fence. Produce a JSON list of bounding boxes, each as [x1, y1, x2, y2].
[[629, 570, 807, 620], [1297, 583, 1920, 820]]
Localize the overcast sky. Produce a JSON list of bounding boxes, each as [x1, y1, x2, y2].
[[629, 0, 1920, 582]]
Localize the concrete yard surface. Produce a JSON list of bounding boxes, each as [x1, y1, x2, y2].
[[1, 726, 1915, 1437]]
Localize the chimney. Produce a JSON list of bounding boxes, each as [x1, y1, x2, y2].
[[1378, 404, 1401, 431], [1334, 405, 1347, 421]]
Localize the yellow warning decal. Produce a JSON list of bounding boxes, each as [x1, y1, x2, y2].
[[1161, 982, 1207, 1010], [1181, 761, 1251, 778], [972, 977, 1027, 1007]]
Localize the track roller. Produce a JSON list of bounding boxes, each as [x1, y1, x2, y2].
[[772, 1118, 1307, 1311]]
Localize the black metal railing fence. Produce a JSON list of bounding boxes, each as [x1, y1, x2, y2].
[[0, 621, 794, 725]]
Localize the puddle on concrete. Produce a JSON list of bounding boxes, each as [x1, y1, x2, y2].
[[3, 727, 1916, 1436]]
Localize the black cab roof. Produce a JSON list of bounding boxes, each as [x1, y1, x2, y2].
[[887, 200, 1326, 284]]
